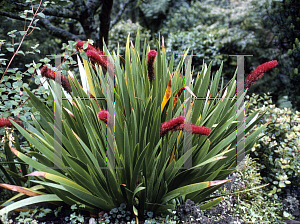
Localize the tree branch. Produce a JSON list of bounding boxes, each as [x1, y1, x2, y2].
[[0, 10, 24, 21], [97, 0, 114, 49], [110, 0, 135, 28], [39, 17, 86, 41], [86, 0, 103, 13], [43, 7, 80, 19], [13, 2, 80, 19]]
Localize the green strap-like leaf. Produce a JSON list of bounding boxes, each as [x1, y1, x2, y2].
[[0, 194, 62, 217]]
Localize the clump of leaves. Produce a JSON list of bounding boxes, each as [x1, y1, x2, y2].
[[0, 32, 267, 223]]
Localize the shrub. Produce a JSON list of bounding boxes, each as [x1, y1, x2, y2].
[[0, 34, 266, 222], [246, 92, 300, 201], [108, 19, 153, 57], [204, 154, 287, 223], [160, 0, 279, 86], [164, 27, 223, 76]]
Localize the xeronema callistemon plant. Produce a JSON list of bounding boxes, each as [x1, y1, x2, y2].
[[0, 34, 271, 222]]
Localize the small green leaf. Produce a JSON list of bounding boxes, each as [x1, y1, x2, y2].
[[278, 181, 285, 188], [6, 48, 14, 52], [28, 67, 35, 73], [83, 44, 88, 50], [19, 31, 27, 36], [16, 50, 25, 56], [16, 73, 22, 79]]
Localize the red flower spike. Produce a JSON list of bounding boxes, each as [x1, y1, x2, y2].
[[175, 123, 211, 136], [76, 41, 96, 52], [40, 66, 71, 93], [86, 50, 108, 70], [75, 41, 104, 55], [244, 60, 278, 89], [0, 117, 23, 128], [147, 50, 157, 82], [0, 118, 14, 128], [98, 110, 112, 124], [160, 115, 184, 136]]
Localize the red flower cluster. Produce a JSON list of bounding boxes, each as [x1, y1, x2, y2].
[[160, 115, 211, 137], [40, 66, 72, 93], [175, 123, 211, 135], [160, 116, 185, 136], [244, 60, 278, 89], [98, 110, 112, 125], [0, 118, 14, 128], [0, 117, 23, 128], [75, 41, 101, 53], [75, 41, 112, 73], [147, 50, 157, 82], [86, 50, 108, 71]]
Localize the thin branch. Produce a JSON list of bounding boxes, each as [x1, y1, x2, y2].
[[110, 0, 135, 28], [38, 17, 86, 41], [0, 0, 43, 83], [0, 10, 85, 41]]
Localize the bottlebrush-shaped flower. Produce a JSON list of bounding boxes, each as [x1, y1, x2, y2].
[[0, 117, 23, 128], [147, 50, 157, 82], [75, 41, 104, 54], [160, 116, 211, 136], [98, 110, 112, 125], [160, 116, 185, 136], [86, 50, 108, 71], [175, 123, 211, 135], [75, 41, 105, 60], [0, 118, 14, 128], [40, 66, 72, 93], [244, 60, 278, 89]]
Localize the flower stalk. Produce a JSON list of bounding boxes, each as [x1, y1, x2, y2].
[[40, 66, 72, 93], [147, 50, 157, 82], [244, 60, 278, 89], [160, 116, 211, 136]]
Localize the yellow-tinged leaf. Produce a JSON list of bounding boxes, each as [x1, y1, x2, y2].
[[167, 145, 176, 167], [82, 58, 96, 97], [177, 130, 182, 148], [197, 114, 201, 124], [0, 184, 42, 197], [173, 87, 185, 109], [161, 72, 172, 113], [26, 171, 92, 194]]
